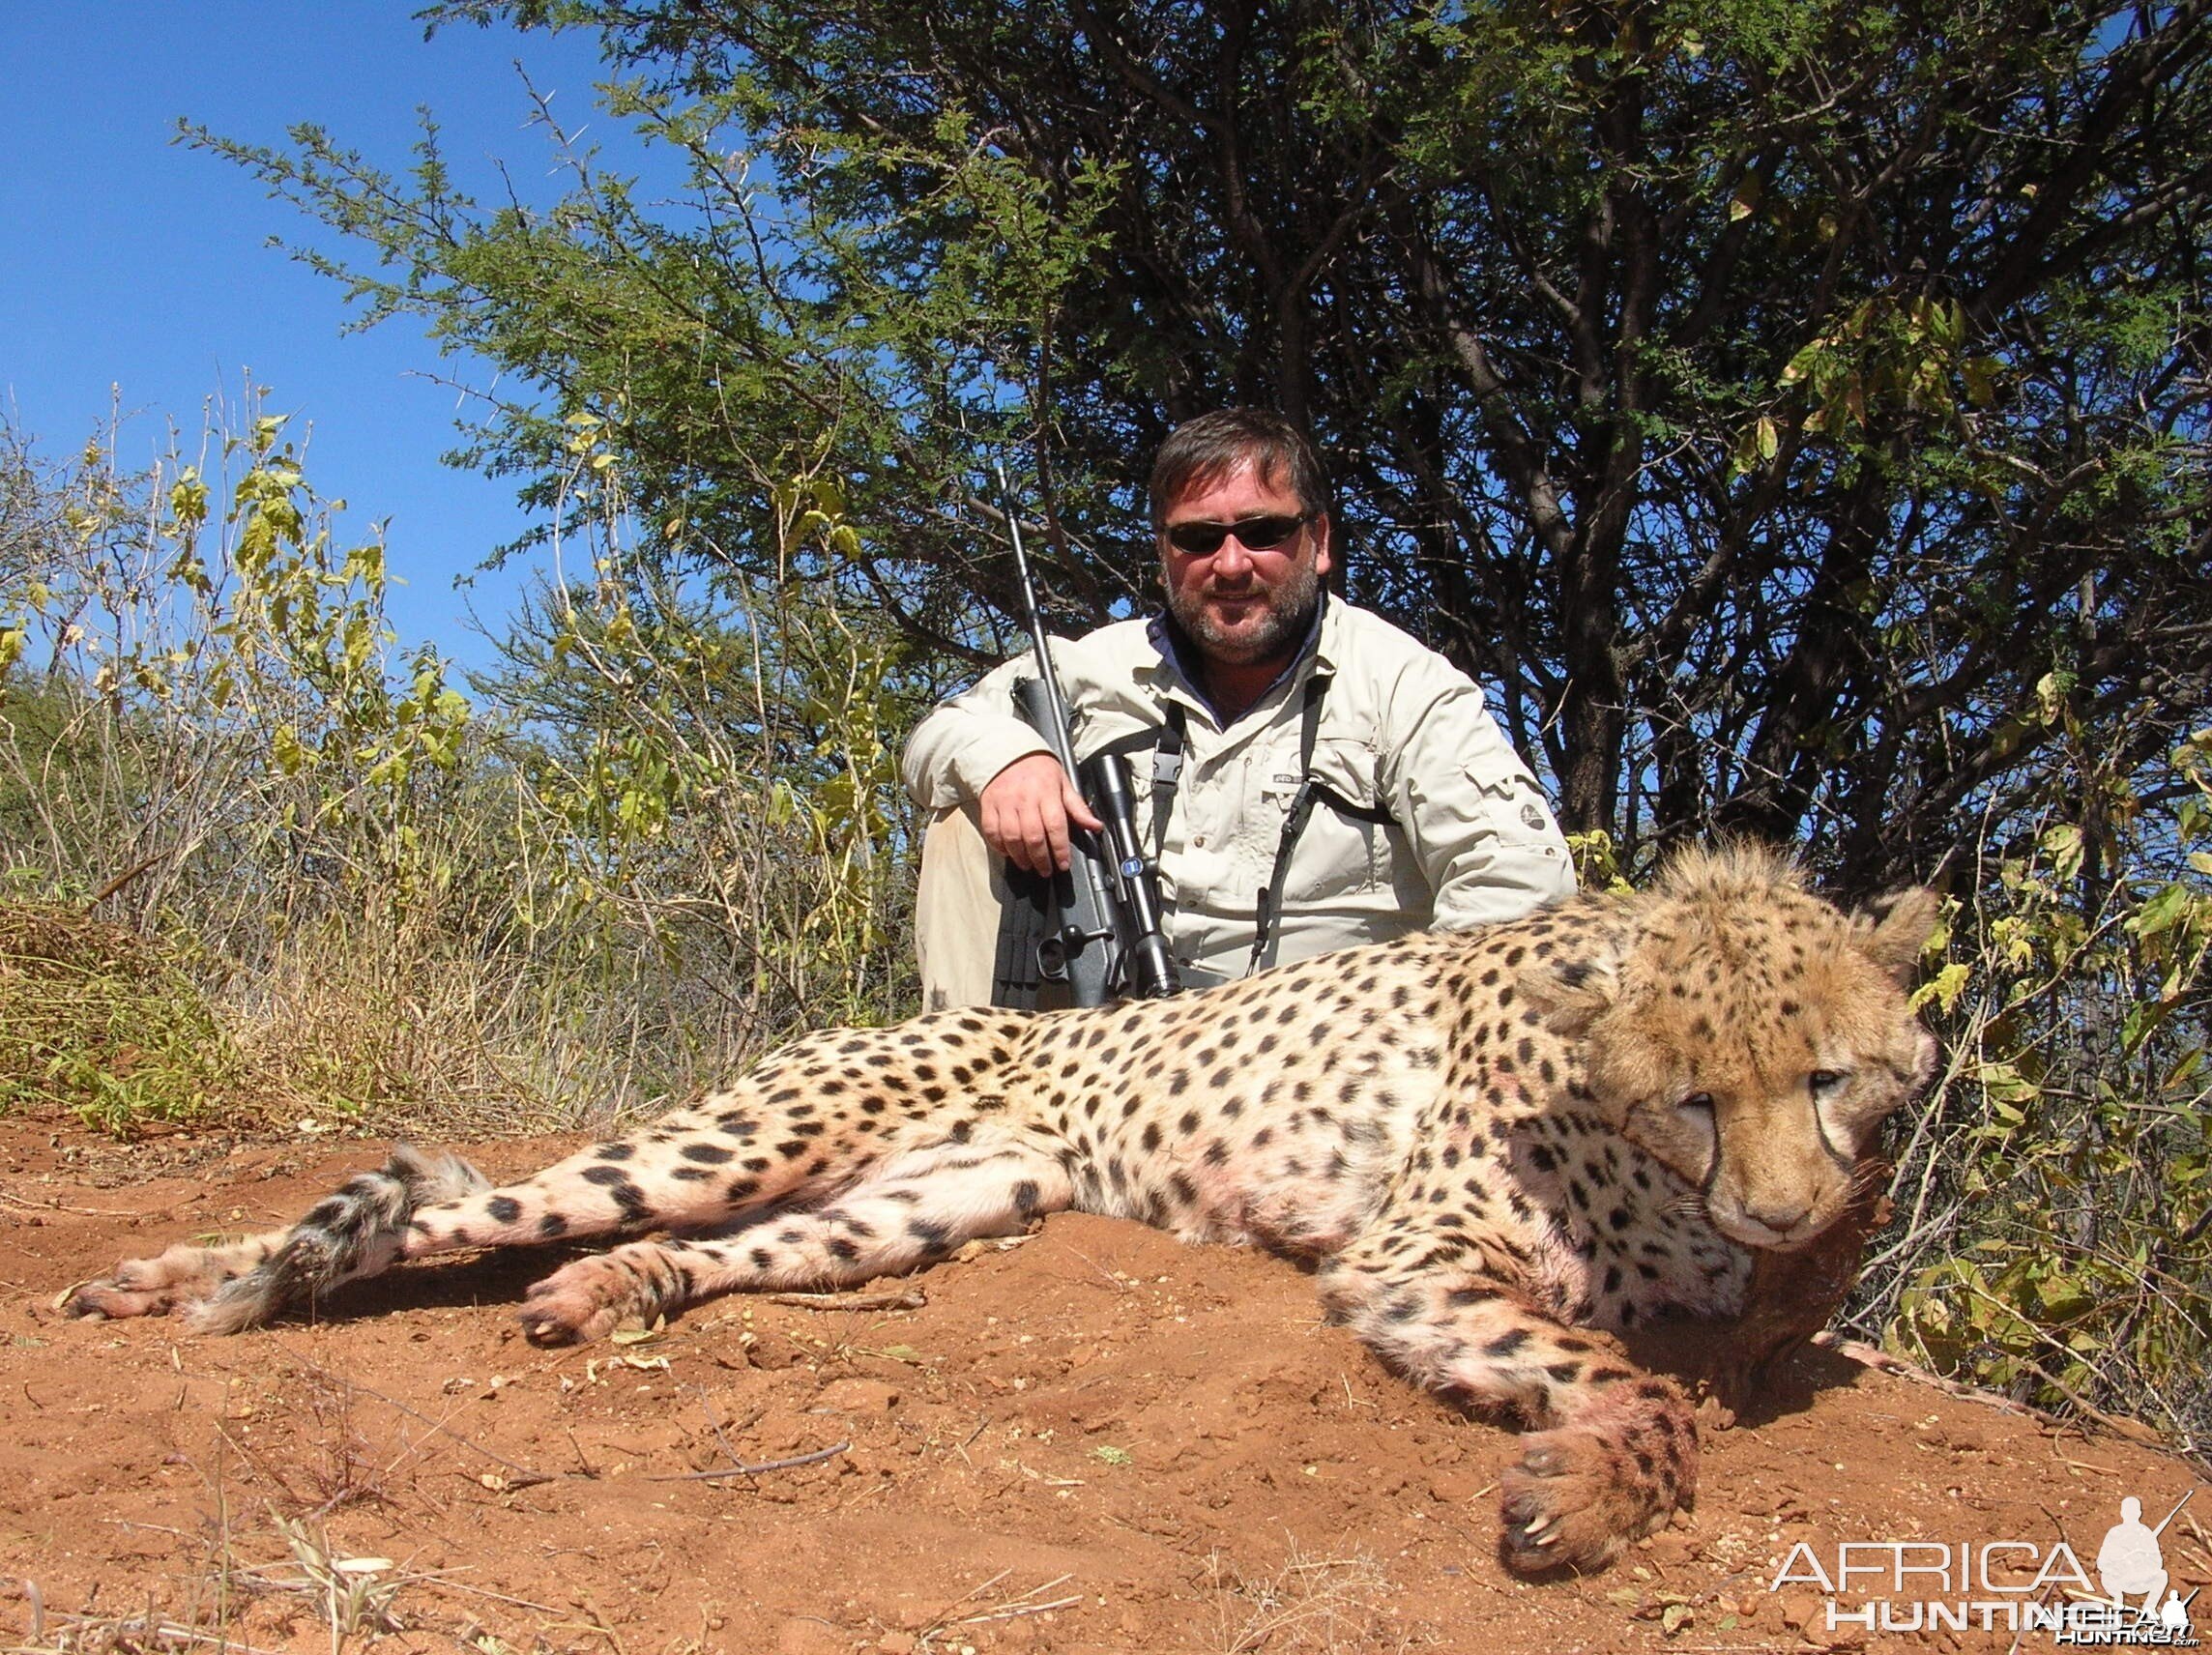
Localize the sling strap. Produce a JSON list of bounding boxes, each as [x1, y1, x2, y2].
[[1086, 670, 1395, 980], [1246, 675, 1393, 977], [1094, 705, 1186, 861]]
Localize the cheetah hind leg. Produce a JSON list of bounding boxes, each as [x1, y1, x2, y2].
[[65, 1147, 487, 1335], [515, 1135, 1075, 1344]]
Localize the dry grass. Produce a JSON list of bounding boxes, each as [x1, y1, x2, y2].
[[2, 396, 917, 1148], [0, 903, 242, 1134], [5, 1498, 422, 1655], [2, 1370, 484, 1655], [1203, 1543, 1432, 1655]]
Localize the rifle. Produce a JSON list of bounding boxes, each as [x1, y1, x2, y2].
[[993, 473, 1180, 1008]]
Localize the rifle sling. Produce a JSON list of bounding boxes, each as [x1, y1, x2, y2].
[[1091, 673, 1394, 979]]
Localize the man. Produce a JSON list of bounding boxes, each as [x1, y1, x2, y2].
[[902, 409, 1574, 1008]]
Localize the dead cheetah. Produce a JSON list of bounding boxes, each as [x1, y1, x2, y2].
[[68, 844, 1938, 1574]]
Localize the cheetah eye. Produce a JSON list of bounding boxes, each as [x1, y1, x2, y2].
[[1809, 1070, 1850, 1100], [1676, 1092, 1715, 1120]]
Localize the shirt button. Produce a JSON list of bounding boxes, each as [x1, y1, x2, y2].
[[1193, 833, 1208, 847]]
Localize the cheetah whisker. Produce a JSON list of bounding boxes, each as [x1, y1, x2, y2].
[[1845, 1159, 1893, 1197]]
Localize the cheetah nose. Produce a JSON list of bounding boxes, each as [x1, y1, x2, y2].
[[1739, 1199, 1814, 1237]]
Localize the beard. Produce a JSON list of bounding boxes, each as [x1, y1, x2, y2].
[[1166, 554, 1324, 667]]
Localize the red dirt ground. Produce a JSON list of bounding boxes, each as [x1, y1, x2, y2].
[[2, 1118, 2205, 1655]]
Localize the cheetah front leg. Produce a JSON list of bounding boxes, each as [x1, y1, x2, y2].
[[514, 1136, 1076, 1343], [1318, 1233, 1696, 1575]]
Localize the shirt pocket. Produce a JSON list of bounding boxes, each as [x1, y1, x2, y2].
[[1469, 767, 1562, 845], [1279, 737, 1389, 903]]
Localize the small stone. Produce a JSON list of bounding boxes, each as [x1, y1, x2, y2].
[[816, 1378, 902, 1416]]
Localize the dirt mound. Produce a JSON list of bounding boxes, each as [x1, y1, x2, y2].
[[0, 904, 239, 1132], [0, 904, 160, 981], [2, 1119, 2205, 1654]]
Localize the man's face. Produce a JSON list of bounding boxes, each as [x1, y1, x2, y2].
[[1159, 459, 1332, 668]]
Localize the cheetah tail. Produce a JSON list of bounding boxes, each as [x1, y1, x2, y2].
[[187, 1146, 488, 1335]]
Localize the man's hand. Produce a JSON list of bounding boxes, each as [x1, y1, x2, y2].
[[978, 752, 1105, 876]]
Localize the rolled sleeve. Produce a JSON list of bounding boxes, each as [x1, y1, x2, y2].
[[899, 654, 1054, 809]]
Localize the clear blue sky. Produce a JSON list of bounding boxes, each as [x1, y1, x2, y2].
[[0, 4, 655, 672]]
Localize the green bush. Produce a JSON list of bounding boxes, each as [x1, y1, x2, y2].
[[1859, 715, 2211, 1447], [0, 394, 917, 1140]]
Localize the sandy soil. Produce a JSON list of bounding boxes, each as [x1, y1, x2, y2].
[[1, 1118, 2205, 1655]]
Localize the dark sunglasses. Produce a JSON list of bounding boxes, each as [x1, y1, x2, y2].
[[1162, 511, 1311, 557]]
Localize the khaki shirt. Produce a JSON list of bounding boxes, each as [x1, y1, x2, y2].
[[901, 600, 1576, 987]]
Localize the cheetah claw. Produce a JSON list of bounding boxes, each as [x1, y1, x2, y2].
[[1498, 1417, 1690, 1575]]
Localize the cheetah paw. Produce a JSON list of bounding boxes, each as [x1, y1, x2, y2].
[[62, 1249, 225, 1321], [1498, 1423, 1687, 1575], [62, 1276, 178, 1320], [517, 1260, 636, 1345]]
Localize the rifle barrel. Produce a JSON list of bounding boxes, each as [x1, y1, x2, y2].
[[995, 469, 1083, 782]]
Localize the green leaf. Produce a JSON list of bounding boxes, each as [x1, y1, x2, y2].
[[2130, 883, 2196, 940]]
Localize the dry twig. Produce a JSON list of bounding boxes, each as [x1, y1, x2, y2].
[[647, 1441, 850, 1482]]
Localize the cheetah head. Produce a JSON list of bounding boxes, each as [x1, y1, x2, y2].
[[1528, 845, 1940, 1253]]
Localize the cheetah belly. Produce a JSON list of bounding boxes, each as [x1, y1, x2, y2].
[[1061, 1105, 1389, 1257], [1036, 1003, 1438, 1262], [1179, 1047, 1439, 1258], [1184, 1125, 1388, 1256]]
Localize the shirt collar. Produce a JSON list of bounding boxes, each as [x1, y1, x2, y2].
[[1144, 593, 1331, 725]]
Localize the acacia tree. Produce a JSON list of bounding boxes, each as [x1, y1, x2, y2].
[[203, 0, 2211, 890]]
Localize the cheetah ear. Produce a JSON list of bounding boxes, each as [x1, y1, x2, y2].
[[1519, 953, 1619, 1039], [1850, 886, 1941, 987]]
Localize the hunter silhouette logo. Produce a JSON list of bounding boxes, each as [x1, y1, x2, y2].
[[2081, 1494, 2197, 1649], [1768, 1488, 2200, 1643], [2100, 1497, 2176, 1613]]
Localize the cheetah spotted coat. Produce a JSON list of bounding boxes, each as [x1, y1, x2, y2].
[[70, 845, 1939, 1573]]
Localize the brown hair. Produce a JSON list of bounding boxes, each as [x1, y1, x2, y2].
[[1148, 409, 1331, 530]]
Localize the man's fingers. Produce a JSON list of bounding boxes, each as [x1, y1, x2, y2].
[[1023, 800, 1064, 875], [1040, 803, 1075, 873], [984, 802, 1035, 874], [979, 753, 1092, 874], [982, 795, 1062, 874], [1062, 776, 1104, 833]]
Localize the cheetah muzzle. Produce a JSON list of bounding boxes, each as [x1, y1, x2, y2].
[[68, 844, 1939, 1576]]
